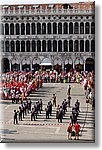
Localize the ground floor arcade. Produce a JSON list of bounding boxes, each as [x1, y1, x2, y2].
[[1, 53, 95, 73]]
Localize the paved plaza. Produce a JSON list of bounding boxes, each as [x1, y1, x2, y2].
[[0, 83, 95, 143]]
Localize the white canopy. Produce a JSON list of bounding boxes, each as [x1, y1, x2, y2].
[[40, 63, 52, 66], [40, 58, 52, 66]]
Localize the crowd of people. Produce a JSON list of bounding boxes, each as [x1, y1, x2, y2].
[[0, 69, 95, 141], [0, 70, 95, 102], [1, 71, 43, 102]]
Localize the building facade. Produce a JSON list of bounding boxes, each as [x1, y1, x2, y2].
[[0, 2, 95, 73]]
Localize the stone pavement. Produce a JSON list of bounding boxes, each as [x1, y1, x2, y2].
[[0, 83, 95, 143]]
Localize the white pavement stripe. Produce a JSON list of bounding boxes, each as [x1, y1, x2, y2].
[[55, 127, 60, 134], [5, 105, 10, 110]]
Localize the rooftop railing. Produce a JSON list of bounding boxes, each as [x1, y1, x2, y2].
[[1, 6, 94, 15]]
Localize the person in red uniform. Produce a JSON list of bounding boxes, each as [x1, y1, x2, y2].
[[67, 122, 72, 140], [74, 122, 80, 140]]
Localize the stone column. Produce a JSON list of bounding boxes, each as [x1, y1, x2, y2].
[[46, 23, 47, 34], [9, 23, 10, 35], [19, 23, 21, 35], [46, 40, 48, 52], [35, 23, 37, 35], [3, 23, 5, 35], [20, 60, 22, 71], [89, 40, 91, 52], [84, 22, 86, 34], [68, 40, 69, 52], [30, 60, 32, 71], [73, 60, 75, 70], [84, 60, 86, 71], [57, 40, 58, 52], [62, 60, 64, 71], [41, 40, 42, 52], [25, 40, 26, 52], [9, 60, 12, 71], [14, 40, 16, 52], [79, 22, 80, 34], [20, 41, 21, 52], [14, 23, 16, 35], [68, 22, 69, 34], [73, 22, 75, 34]]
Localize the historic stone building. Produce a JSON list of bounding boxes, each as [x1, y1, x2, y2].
[[0, 2, 95, 73]]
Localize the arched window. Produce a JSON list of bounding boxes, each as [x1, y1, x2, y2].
[[85, 40, 89, 52], [5, 41, 9, 52], [16, 41, 20, 52], [74, 40, 79, 52], [64, 40, 68, 52], [80, 22, 84, 34], [42, 40, 46, 52], [26, 23, 30, 35], [21, 23, 25, 35], [5, 23, 9, 35], [74, 22, 79, 34], [91, 22, 95, 34], [31, 23, 35, 34], [58, 40, 62, 52], [69, 40, 73, 52], [10, 23, 14, 35], [21, 41, 25, 52], [47, 23, 51, 34], [53, 23, 57, 34], [69, 22, 73, 34], [63, 22, 68, 34], [91, 40, 95, 52], [11, 41, 15, 52], [80, 40, 84, 52], [26, 40, 30, 52], [58, 23, 62, 34], [37, 40, 41, 52], [32, 40, 36, 52], [85, 22, 90, 34], [42, 23, 46, 34], [53, 40, 57, 52], [48, 40, 51, 52], [16, 23, 19, 35], [37, 23, 41, 34]]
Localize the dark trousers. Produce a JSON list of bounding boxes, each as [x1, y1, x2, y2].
[[19, 113, 22, 121], [14, 116, 18, 124], [31, 114, 35, 121], [46, 112, 49, 119], [58, 116, 62, 123]]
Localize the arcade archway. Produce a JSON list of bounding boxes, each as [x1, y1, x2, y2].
[[11, 64, 20, 71], [32, 58, 41, 72], [22, 58, 31, 72], [75, 58, 84, 72], [64, 58, 73, 72], [85, 58, 95, 71], [54, 58, 62, 73], [40, 58, 52, 71], [11, 58, 20, 71], [1, 58, 10, 73], [32, 63, 40, 72]]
